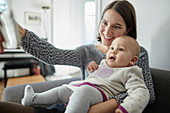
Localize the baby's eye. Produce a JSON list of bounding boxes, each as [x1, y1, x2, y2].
[[110, 47, 114, 50], [119, 48, 124, 51]]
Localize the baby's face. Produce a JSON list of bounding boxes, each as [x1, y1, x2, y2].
[[106, 36, 137, 68]]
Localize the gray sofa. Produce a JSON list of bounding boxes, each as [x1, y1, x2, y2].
[[2, 68, 170, 113]]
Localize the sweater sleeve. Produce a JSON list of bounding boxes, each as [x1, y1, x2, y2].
[[119, 67, 150, 113], [135, 46, 155, 104], [21, 30, 84, 68]]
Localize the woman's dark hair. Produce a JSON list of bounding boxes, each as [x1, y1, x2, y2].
[[97, 0, 137, 41]]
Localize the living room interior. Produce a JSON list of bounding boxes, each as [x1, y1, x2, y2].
[[0, 0, 170, 111]]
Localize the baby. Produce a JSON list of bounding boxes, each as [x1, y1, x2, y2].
[[22, 36, 149, 113]]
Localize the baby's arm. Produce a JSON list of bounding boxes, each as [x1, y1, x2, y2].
[[87, 61, 99, 73], [119, 67, 150, 113]]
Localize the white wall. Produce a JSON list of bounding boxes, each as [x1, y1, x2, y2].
[[11, 0, 52, 42], [5, 0, 170, 71], [52, 0, 85, 49], [102, 0, 170, 71], [130, 0, 170, 71]]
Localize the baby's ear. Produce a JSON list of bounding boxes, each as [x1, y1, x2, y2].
[[130, 56, 138, 66]]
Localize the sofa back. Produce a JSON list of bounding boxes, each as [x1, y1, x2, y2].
[[143, 68, 170, 113]]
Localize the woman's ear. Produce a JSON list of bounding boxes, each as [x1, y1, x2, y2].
[[130, 56, 138, 66], [125, 28, 131, 35]]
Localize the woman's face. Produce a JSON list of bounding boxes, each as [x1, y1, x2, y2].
[[99, 9, 128, 46]]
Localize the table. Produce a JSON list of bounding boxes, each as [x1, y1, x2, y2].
[[6, 75, 46, 88], [0, 49, 33, 61]]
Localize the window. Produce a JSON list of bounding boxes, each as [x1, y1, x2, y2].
[[84, 0, 96, 44], [0, 0, 7, 12], [52, 0, 97, 79], [53, 0, 97, 48]]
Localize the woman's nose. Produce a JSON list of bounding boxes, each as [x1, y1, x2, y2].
[[105, 26, 113, 36]]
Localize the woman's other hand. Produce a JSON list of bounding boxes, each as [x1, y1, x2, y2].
[[115, 108, 123, 113], [88, 99, 118, 113]]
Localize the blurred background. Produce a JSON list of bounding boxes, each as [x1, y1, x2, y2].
[[0, 0, 170, 80]]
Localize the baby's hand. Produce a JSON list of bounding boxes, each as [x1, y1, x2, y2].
[[87, 61, 99, 73], [115, 108, 123, 113]]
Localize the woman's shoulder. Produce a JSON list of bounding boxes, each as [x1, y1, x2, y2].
[[139, 46, 149, 58], [75, 44, 96, 51], [136, 46, 149, 66], [140, 46, 148, 54], [74, 44, 100, 57], [78, 44, 95, 48]]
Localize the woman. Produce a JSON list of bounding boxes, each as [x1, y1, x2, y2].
[[0, 0, 155, 113]]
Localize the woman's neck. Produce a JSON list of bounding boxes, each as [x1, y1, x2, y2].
[[96, 43, 110, 54]]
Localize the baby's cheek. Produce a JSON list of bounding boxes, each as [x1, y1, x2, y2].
[[117, 56, 129, 64]]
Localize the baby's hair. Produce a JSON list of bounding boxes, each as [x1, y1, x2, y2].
[[118, 36, 140, 57]]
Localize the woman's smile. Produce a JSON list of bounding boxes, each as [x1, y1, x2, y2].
[[104, 35, 113, 40]]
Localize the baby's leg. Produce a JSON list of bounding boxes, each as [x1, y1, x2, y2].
[[65, 85, 103, 113], [21, 85, 73, 106]]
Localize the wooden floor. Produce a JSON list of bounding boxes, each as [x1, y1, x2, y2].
[[0, 80, 4, 100], [6, 75, 45, 88], [0, 75, 45, 101]]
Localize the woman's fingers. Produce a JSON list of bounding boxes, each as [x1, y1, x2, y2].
[[0, 12, 4, 53], [18, 23, 26, 38], [0, 33, 4, 53], [115, 108, 123, 113]]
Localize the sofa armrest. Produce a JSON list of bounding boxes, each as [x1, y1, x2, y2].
[[144, 68, 170, 113], [2, 77, 81, 103]]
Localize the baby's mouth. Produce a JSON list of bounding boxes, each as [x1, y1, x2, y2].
[[109, 56, 116, 61]]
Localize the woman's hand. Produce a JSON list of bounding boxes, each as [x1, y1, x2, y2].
[[0, 11, 26, 54], [0, 22, 26, 54], [0, 23, 26, 53], [0, 12, 4, 54], [115, 108, 123, 113], [0, 31, 4, 54], [88, 99, 119, 113], [18, 23, 26, 38]]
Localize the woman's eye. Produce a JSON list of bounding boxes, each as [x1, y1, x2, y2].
[[114, 26, 121, 29], [102, 21, 107, 25]]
